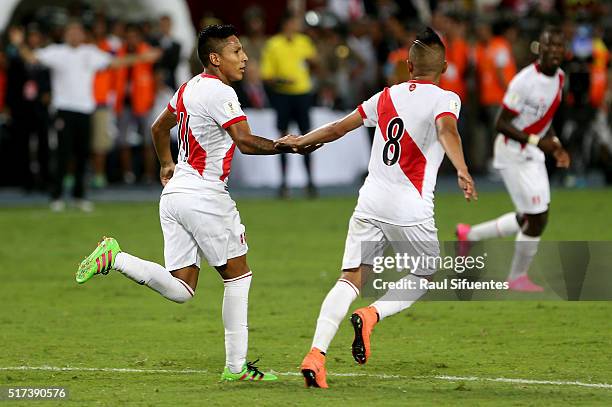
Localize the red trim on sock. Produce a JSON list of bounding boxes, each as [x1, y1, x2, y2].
[[223, 271, 253, 283], [176, 278, 194, 296], [338, 278, 359, 296]]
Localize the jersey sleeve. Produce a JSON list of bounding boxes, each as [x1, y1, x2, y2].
[[209, 87, 247, 129], [259, 41, 275, 80], [35, 45, 62, 68], [167, 88, 179, 113], [501, 75, 525, 114], [302, 35, 317, 60], [89, 47, 112, 71], [357, 90, 383, 128], [434, 91, 461, 121]]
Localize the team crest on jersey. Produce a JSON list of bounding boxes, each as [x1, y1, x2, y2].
[[223, 100, 239, 116], [409, 83, 416, 91]]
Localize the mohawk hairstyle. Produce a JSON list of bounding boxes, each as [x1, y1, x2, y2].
[[197, 24, 238, 67], [413, 26, 445, 51]]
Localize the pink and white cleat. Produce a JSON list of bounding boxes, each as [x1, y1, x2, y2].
[[507, 274, 544, 292], [455, 223, 472, 257]]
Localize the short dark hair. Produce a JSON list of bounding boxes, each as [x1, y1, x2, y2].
[[197, 24, 238, 67], [414, 26, 445, 51]]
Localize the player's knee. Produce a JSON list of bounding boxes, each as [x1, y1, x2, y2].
[[171, 290, 195, 304], [524, 212, 548, 236], [340, 267, 362, 289]]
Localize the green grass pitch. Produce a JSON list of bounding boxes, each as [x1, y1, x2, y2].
[[1, 189, 611, 405]]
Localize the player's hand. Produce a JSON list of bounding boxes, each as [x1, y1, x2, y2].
[[553, 148, 570, 168], [537, 135, 562, 154], [457, 169, 477, 202], [8, 26, 25, 47], [295, 143, 323, 155], [160, 162, 175, 186], [274, 135, 302, 149]]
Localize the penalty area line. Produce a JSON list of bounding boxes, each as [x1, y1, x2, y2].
[[1, 366, 610, 390]]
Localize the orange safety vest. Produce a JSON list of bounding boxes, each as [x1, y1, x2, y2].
[[475, 36, 516, 106], [93, 39, 115, 107], [114, 42, 155, 116], [440, 37, 469, 101], [590, 38, 610, 108]]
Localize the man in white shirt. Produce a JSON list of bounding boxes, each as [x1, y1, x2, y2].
[[9, 21, 159, 211]]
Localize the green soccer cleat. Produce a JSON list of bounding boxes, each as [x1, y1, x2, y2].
[[220, 359, 278, 382], [76, 237, 121, 284]]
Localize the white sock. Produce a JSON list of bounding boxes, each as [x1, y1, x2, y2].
[[311, 278, 359, 353], [372, 274, 428, 320], [508, 232, 541, 280], [467, 212, 520, 241], [114, 252, 194, 303], [223, 272, 252, 373]]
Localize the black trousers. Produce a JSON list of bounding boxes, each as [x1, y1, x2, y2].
[[51, 110, 91, 200], [271, 92, 314, 187]]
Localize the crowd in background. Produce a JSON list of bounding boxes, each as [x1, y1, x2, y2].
[[0, 0, 611, 207]]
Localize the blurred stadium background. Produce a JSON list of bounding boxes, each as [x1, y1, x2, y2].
[[1, 1, 611, 405], [0, 0, 611, 203]]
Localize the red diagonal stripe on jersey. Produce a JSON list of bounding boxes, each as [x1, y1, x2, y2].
[[220, 143, 237, 181], [187, 127, 207, 175], [522, 72, 564, 135], [176, 82, 208, 175], [377, 87, 427, 196]]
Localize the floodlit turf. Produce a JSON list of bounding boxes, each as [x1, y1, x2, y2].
[[0, 189, 611, 405]]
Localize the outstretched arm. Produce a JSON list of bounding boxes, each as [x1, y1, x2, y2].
[[436, 115, 477, 201], [276, 110, 364, 149], [226, 120, 317, 155], [108, 48, 162, 69], [151, 108, 177, 186]]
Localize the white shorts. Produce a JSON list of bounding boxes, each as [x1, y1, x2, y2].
[[499, 161, 550, 214], [341, 216, 440, 276], [159, 192, 248, 270]]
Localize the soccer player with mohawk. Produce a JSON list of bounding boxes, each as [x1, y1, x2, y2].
[[277, 27, 477, 388]]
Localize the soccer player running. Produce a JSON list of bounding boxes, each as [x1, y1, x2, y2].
[[456, 27, 570, 292], [276, 27, 476, 388], [75, 25, 315, 382]]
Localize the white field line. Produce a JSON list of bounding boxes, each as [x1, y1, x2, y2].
[[1, 366, 610, 390]]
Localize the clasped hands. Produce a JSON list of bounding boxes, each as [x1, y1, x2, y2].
[[274, 135, 322, 155]]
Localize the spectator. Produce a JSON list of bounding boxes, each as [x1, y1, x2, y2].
[[115, 23, 157, 184], [260, 11, 318, 198], [5, 24, 51, 192], [235, 60, 268, 109], [155, 15, 181, 90], [473, 18, 517, 171], [241, 6, 268, 64], [91, 17, 114, 189], [9, 21, 160, 211]]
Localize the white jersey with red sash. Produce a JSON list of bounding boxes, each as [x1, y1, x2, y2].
[[355, 80, 461, 226], [162, 73, 247, 195], [493, 63, 564, 169]]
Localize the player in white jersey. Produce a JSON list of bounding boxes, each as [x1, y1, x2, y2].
[[456, 27, 570, 292], [75, 25, 315, 382], [276, 27, 477, 388]]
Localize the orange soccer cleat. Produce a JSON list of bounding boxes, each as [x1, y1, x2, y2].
[[300, 347, 328, 388], [350, 306, 379, 364]]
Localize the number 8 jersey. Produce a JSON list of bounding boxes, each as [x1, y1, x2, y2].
[[355, 80, 461, 226]]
